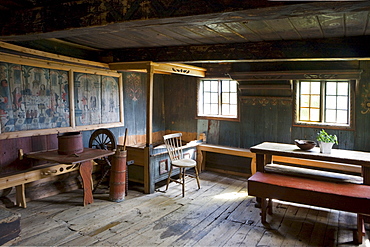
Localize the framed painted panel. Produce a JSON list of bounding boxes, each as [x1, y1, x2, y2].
[[0, 64, 70, 133], [102, 76, 120, 123], [74, 73, 102, 126], [0, 56, 123, 139]]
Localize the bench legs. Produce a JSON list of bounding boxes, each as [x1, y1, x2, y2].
[[357, 214, 365, 244], [15, 184, 26, 208], [259, 199, 366, 244], [260, 198, 273, 224]]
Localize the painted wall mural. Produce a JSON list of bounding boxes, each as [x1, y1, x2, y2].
[[0, 63, 70, 132], [74, 73, 120, 126], [0, 61, 121, 133]]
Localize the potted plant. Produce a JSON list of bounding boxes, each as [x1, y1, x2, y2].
[[316, 129, 338, 154]]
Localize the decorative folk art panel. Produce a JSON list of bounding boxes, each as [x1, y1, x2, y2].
[[0, 62, 121, 133], [0, 63, 70, 132], [74, 73, 120, 126]]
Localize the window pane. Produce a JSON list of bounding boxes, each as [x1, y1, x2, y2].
[[301, 95, 310, 107], [326, 109, 336, 122], [222, 93, 230, 104], [296, 79, 351, 127], [300, 108, 309, 121], [210, 92, 218, 103], [199, 79, 238, 119], [337, 96, 348, 110], [326, 82, 337, 95], [210, 81, 218, 92], [337, 110, 348, 124], [311, 82, 320, 94], [204, 92, 211, 103], [310, 108, 320, 121], [311, 95, 320, 108], [230, 81, 237, 92], [222, 80, 230, 92], [230, 105, 237, 115], [230, 93, 237, 104], [204, 104, 211, 114], [301, 82, 310, 93], [326, 95, 337, 109], [204, 81, 211, 92], [222, 104, 229, 115], [337, 82, 348, 95], [210, 104, 218, 114]]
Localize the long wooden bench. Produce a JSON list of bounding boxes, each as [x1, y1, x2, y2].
[[0, 162, 81, 208], [248, 171, 369, 244]]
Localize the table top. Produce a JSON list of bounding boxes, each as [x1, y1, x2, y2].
[[250, 142, 370, 166], [25, 148, 115, 164]]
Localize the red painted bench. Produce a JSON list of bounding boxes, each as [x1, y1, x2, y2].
[[248, 171, 370, 244]]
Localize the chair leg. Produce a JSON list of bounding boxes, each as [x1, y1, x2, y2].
[[165, 165, 173, 191], [182, 168, 185, 197], [194, 166, 201, 189]]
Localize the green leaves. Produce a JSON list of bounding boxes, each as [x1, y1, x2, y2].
[[317, 129, 338, 144]]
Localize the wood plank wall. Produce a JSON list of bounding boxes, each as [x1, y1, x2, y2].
[[2, 60, 370, 200]]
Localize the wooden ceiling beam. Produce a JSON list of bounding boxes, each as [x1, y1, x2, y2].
[[109, 61, 206, 77], [106, 36, 370, 63]]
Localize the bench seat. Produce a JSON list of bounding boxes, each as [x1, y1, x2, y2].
[[248, 171, 370, 244], [265, 163, 363, 184]]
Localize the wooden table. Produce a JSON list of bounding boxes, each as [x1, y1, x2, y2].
[[26, 148, 115, 206], [250, 142, 370, 184]]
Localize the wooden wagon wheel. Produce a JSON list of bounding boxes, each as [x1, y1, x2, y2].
[[89, 128, 117, 192]]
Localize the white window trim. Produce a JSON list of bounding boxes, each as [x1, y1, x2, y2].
[[197, 78, 240, 122], [293, 79, 355, 130]]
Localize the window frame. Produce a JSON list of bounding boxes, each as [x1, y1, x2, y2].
[[293, 79, 355, 130], [196, 78, 240, 122]]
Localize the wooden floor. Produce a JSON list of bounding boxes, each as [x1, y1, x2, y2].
[[3, 171, 370, 246]]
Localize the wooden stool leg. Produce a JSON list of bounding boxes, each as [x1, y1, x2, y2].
[[357, 213, 365, 244]]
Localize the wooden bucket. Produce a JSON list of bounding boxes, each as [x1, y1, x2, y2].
[[57, 132, 83, 155], [109, 150, 127, 202]]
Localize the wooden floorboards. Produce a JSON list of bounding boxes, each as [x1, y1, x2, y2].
[[2, 171, 370, 246]]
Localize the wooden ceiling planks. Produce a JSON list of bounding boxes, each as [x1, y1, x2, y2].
[[345, 11, 369, 36], [0, 1, 370, 63]]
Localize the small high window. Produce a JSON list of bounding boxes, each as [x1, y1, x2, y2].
[[197, 79, 239, 120], [295, 79, 353, 128]]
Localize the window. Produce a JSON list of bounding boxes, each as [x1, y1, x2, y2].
[[295, 79, 353, 128], [198, 79, 238, 120]]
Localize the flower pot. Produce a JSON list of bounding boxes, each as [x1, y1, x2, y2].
[[319, 141, 334, 154]]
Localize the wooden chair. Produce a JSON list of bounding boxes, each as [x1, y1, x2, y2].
[[163, 133, 201, 197]]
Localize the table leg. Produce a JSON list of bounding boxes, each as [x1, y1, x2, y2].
[[80, 160, 94, 206]]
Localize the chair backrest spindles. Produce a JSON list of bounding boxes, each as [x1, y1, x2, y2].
[[163, 133, 183, 161]]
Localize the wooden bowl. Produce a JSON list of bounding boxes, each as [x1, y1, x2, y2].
[[294, 140, 316, 151]]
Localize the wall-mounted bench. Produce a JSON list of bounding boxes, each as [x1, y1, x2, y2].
[[248, 142, 370, 244], [196, 144, 256, 176]]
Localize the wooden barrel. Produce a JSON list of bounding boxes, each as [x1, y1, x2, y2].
[[57, 132, 83, 155], [109, 150, 127, 202]]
